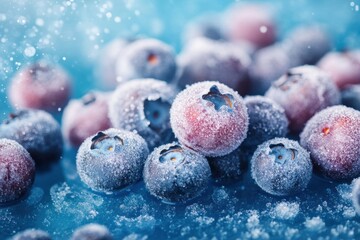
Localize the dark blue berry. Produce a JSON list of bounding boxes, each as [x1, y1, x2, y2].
[[243, 96, 288, 148], [143, 142, 211, 203], [76, 128, 149, 193], [251, 138, 312, 196], [116, 38, 177, 83], [11, 229, 51, 240], [0, 109, 63, 166]]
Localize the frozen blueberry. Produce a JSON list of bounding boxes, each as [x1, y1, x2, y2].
[[76, 128, 149, 192], [115, 38, 177, 83], [284, 26, 331, 66], [71, 224, 112, 240], [62, 91, 112, 147], [251, 138, 312, 196], [183, 14, 225, 43], [207, 147, 247, 179], [9, 60, 71, 112], [300, 105, 360, 180], [352, 178, 360, 215], [177, 38, 251, 93], [143, 142, 211, 203], [225, 3, 276, 48], [96, 38, 132, 89], [341, 85, 360, 110], [318, 51, 360, 89], [11, 229, 51, 240], [170, 81, 249, 157], [108, 79, 177, 150], [242, 96, 288, 148], [248, 44, 293, 94], [0, 139, 35, 203], [265, 65, 340, 133], [0, 109, 63, 166]]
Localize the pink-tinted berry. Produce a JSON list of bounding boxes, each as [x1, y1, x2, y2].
[[300, 106, 360, 180], [225, 4, 276, 48], [265, 65, 340, 133], [170, 81, 248, 157], [0, 139, 35, 204], [62, 91, 112, 147], [318, 51, 360, 89], [9, 61, 71, 112], [177, 38, 251, 92]]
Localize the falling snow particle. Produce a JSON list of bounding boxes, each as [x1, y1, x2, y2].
[[24, 46, 36, 57], [260, 26, 268, 33]]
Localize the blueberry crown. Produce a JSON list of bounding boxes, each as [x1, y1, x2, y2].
[[159, 145, 185, 163], [202, 85, 234, 111]]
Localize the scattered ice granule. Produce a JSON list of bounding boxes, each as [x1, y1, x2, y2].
[[273, 201, 300, 220], [50, 182, 103, 221], [284, 227, 299, 239], [25, 187, 44, 206], [185, 203, 208, 218], [17, 16, 27, 25], [304, 217, 325, 231], [246, 211, 260, 229], [0, 14, 6, 21], [212, 188, 229, 205], [35, 18, 44, 26], [123, 233, 148, 240], [24, 46, 36, 57], [119, 194, 150, 217], [336, 183, 353, 202], [114, 16, 121, 23], [114, 215, 156, 232], [195, 216, 215, 226], [342, 206, 356, 218]]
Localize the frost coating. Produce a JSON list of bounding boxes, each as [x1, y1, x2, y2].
[[243, 96, 288, 147], [76, 128, 149, 192], [251, 138, 312, 196], [0, 139, 35, 203], [11, 228, 51, 240], [62, 91, 112, 147], [0, 109, 63, 166], [143, 142, 211, 203], [177, 38, 251, 92], [108, 79, 177, 150], [116, 38, 177, 83], [9, 60, 71, 112], [71, 223, 112, 240], [300, 105, 360, 180], [352, 178, 360, 215], [265, 65, 340, 133], [170, 81, 249, 157]]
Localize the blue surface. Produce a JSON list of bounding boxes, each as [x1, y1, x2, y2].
[[1, 0, 360, 239]]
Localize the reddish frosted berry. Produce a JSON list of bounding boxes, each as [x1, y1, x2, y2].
[[318, 51, 360, 89], [143, 142, 211, 203], [108, 79, 177, 150], [225, 4, 276, 48], [265, 65, 340, 133], [243, 96, 288, 148], [9, 61, 71, 112], [300, 106, 360, 180], [251, 138, 312, 196], [178, 38, 251, 92], [62, 91, 112, 147], [0, 139, 35, 203], [76, 128, 149, 192], [170, 81, 248, 157]]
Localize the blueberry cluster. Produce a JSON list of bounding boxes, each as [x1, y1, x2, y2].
[[3, 4, 360, 239]]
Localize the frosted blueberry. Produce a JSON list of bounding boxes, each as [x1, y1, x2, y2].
[[243, 96, 288, 148], [251, 138, 312, 196], [0, 109, 63, 166], [170, 81, 248, 157], [11, 229, 51, 240], [76, 128, 149, 192], [108, 79, 177, 150], [300, 105, 360, 180], [143, 142, 211, 203], [116, 38, 177, 83], [0, 139, 35, 203]]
